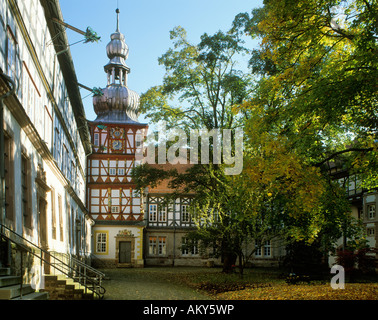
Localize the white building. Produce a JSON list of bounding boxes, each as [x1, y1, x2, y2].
[[0, 0, 93, 283]]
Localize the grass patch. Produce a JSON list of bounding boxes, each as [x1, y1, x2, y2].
[[158, 267, 284, 295], [154, 267, 378, 300], [215, 283, 378, 300]]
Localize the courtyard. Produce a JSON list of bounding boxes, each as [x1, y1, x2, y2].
[[99, 267, 378, 300]]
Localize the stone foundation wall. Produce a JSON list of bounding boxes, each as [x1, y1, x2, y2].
[[42, 275, 93, 300]]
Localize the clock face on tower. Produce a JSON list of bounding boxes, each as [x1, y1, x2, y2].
[[110, 127, 124, 139], [112, 140, 123, 151]]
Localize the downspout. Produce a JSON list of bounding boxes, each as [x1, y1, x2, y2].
[[0, 71, 15, 227]]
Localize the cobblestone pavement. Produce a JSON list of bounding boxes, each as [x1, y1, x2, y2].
[[100, 267, 213, 300]]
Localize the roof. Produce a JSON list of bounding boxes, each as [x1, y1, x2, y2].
[[147, 161, 195, 194]]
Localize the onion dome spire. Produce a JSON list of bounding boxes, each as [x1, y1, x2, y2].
[[93, 9, 140, 123]]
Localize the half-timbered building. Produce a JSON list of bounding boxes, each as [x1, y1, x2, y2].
[[0, 0, 94, 296], [143, 163, 209, 266], [87, 10, 148, 268]]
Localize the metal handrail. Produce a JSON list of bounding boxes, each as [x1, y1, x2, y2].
[[0, 224, 106, 299], [50, 251, 105, 290]]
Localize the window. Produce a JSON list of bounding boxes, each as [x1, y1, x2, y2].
[[367, 228, 375, 237], [54, 127, 61, 165], [264, 241, 271, 257], [7, 26, 17, 79], [96, 232, 107, 254], [149, 204, 157, 222], [4, 133, 14, 221], [71, 162, 77, 190], [43, 105, 52, 146], [22, 62, 41, 126], [21, 156, 27, 221], [51, 188, 56, 240], [108, 161, 124, 176], [149, 236, 166, 256], [62, 144, 69, 176], [21, 152, 32, 229], [255, 241, 262, 256], [158, 206, 167, 222], [135, 134, 142, 148], [149, 237, 157, 255], [182, 238, 189, 255], [111, 206, 120, 213], [192, 240, 199, 255], [182, 237, 199, 256], [158, 237, 166, 255], [182, 205, 190, 222], [68, 205, 73, 245], [255, 240, 272, 257], [94, 133, 99, 146], [367, 204, 376, 219], [58, 194, 63, 241]]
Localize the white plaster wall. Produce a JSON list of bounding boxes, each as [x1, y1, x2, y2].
[[93, 225, 143, 261], [1, 0, 91, 258]]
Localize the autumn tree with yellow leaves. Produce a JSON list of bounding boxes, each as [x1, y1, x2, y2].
[[232, 0, 377, 265], [135, 0, 377, 274]]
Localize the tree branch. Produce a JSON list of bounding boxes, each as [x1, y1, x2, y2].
[[315, 147, 374, 167]]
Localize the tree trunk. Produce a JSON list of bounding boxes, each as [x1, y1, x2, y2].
[[222, 252, 237, 273], [238, 254, 244, 277]]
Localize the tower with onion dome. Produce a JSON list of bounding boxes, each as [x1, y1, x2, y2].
[[87, 9, 148, 268]]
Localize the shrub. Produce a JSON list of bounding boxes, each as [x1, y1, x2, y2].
[[356, 248, 377, 275], [336, 249, 356, 273]]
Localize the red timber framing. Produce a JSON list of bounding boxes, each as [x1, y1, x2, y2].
[[87, 154, 137, 184], [86, 121, 148, 222], [88, 122, 146, 155], [87, 186, 143, 221]]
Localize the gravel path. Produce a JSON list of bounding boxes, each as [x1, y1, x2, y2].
[[100, 267, 213, 300]]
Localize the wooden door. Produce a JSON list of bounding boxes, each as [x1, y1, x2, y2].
[[38, 198, 47, 248], [119, 241, 131, 263]]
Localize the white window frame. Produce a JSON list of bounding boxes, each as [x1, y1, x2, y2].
[[149, 236, 166, 256], [7, 27, 17, 79], [264, 240, 271, 257], [255, 241, 262, 257], [367, 204, 376, 219], [182, 237, 199, 256], [182, 204, 190, 222], [111, 206, 119, 213], [135, 134, 142, 148], [367, 228, 375, 237], [158, 237, 166, 255], [149, 237, 157, 255], [96, 233, 107, 254], [158, 206, 167, 222], [149, 204, 157, 222], [94, 133, 99, 146], [182, 237, 189, 255]]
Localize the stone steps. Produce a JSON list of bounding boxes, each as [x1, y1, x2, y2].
[[42, 274, 99, 300], [0, 268, 49, 300]]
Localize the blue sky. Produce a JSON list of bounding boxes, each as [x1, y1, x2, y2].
[[59, 0, 263, 122]]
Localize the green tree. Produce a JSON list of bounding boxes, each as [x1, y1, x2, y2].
[[231, 0, 375, 252], [136, 26, 257, 273], [140, 26, 252, 131], [233, 0, 377, 182]]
